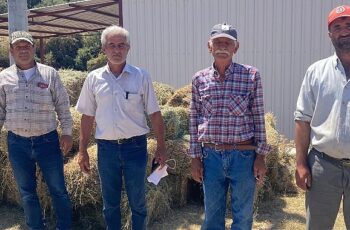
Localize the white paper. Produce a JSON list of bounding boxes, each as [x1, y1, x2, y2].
[[147, 165, 168, 185]]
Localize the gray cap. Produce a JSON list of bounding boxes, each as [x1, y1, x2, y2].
[[10, 31, 34, 45], [210, 23, 237, 41]]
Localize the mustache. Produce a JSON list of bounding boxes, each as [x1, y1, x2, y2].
[[214, 50, 230, 55]]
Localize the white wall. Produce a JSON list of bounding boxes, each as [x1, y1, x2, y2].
[[123, 0, 349, 139]]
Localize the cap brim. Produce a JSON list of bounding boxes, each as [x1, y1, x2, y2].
[[11, 38, 33, 45], [211, 34, 237, 41], [328, 14, 350, 26]]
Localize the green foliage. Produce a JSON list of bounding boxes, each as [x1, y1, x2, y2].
[[87, 53, 107, 71], [74, 34, 101, 71], [45, 36, 82, 69], [35, 0, 73, 8], [0, 39, 9, 68], [0, 0, 6, 13]]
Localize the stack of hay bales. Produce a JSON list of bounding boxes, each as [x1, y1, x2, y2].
[[152, 82, 175, 106], [0, 78, 297, 228], [59, 69, 87, 107], [255, 113, 297, 205]]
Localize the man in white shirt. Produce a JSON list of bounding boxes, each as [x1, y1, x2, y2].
[[295, 5, 350, 229], [76, 25, 166, 230]]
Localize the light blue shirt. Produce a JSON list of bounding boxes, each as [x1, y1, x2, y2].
[[295, 54, 350, 159]]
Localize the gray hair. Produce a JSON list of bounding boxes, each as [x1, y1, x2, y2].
[[101, 25, 130, 47]]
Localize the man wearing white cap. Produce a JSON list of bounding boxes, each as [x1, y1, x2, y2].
[[188, 23, 270, 229], [295, 5, 350, 229], [0, 31, 73, 230]]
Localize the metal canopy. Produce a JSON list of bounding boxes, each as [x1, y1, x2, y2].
[[0, 0, 122, 39]]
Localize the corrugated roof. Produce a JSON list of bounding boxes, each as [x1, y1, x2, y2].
[[0, 0, 121, 39]]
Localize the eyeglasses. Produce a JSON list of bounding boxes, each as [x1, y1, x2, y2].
[[107, 43, 130, 50]]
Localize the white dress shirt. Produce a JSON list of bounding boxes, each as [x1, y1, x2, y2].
[[76, 63, 160, 140]]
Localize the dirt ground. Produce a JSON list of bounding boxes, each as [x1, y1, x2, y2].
[[0, 192, 346, 230]]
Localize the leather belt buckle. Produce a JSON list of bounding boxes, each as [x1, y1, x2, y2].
[[214, 143, 221, 151], [116, 138, 127, 144]]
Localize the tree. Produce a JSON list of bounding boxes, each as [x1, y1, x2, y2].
[[45, 35, 82, 69]]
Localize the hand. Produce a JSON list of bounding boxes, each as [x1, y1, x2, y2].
[[254, 154, 267, 184], [295, 163, 311, 191], [77, 151, 91, 175], [191, 158, 203, 183], [60, 135, 73, 156], [154, 144, 167, 168]]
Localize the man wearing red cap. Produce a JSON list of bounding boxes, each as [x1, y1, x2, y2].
[[295, 5, 350, 229]]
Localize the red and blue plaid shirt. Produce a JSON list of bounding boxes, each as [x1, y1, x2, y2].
[[188, 62, 270, 158]]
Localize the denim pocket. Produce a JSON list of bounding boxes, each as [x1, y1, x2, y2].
[[239, 150, 255, 158], [133, 136, 147, 148], [43, 130, 59, 143], [202, 147, 209, 159]]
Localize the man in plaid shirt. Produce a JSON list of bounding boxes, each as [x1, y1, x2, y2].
[[189, 23, 270, 230], [0, 31, 73, 230]]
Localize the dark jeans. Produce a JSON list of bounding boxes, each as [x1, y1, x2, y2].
[[96, 135, 148, 230], [201, 147, 256, 230], [7, 130, 72, 230]]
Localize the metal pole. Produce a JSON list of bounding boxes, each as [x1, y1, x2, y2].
[[7, 0, 28, 65]]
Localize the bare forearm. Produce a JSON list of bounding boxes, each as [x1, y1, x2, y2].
[[150, 111, 165, 146], [79, 114, 95, 153], [295, 120, 311, 165]]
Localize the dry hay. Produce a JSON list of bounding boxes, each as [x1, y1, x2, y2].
[[147, 138, 191, 207], [64, 145, 101, 208], [59, 69, 87, 107], [121, 182, 172, 230], [154, 105, 188, 140], [57, 107, 96, 156], [254, 113, 297, 206], [166, 84, 191, 108], [153, 82, 175, 106]]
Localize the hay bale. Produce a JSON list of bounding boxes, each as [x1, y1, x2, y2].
[[254, 113, 297, 206], [151, 106, 188, 140], [166, 85, 191, 108], [153, 82, 175, 106], [57, 107, 96, 156], [147, 138, 191, 207], [59, 69, 87, 107]]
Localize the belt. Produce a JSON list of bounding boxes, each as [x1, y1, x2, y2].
[[202, 140, 256, 151], [313, 148, 350, 167], [106, 135, 146, 145]]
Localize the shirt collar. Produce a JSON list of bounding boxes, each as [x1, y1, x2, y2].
[[105, 62, 132, 77], [209, 62, 235, 78]]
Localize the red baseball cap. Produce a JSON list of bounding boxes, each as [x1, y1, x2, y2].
[[328, 5, 350, 27]]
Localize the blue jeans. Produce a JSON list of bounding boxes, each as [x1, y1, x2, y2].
[[96, 135, 148, 230], [7, 130, 72, 230], [201, 147, 256, 230]]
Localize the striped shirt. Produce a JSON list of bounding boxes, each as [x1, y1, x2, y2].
[[0, 63, 72, 137], [188, 62, 270, 158]]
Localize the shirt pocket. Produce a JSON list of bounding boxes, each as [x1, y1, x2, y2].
[[200, 94, 215, 115], [123, 92, 144, 114], [32, 87, 54, 111], [228, 94, 249, 116], [4, 85, 24, 110]]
